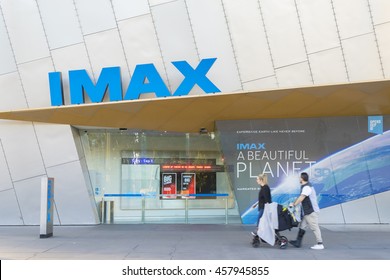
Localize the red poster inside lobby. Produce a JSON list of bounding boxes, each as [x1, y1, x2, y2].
[[181, 173, 196, 197], [161, 173, 177, 199]]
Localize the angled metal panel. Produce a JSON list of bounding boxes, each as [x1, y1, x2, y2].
[[151, 1, 199, 94], [186, 0, 241, 92], [1, 0, 50, 63], [38, 0, 83, 49], [224, 0, 274, 81], [75, 0, 116, 35], [260, 0, 307, 68]]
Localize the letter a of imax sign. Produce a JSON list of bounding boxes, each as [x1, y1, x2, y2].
[[48, 58, 220, 106]]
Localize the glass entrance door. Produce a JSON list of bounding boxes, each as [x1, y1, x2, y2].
[[80, 129, 240, 224]]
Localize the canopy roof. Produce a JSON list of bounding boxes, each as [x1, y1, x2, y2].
[[0, 80, 389, 132]]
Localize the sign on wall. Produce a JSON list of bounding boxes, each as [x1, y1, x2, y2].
[[48, 58, 220, 106], [217, 116, 390, 224]]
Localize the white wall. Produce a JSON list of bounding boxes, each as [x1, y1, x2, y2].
[[0, 0, 389, 224]]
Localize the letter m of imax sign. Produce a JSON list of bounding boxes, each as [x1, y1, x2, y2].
[[49, 58, 220, 106]]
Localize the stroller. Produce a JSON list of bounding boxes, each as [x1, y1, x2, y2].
[[251, 202, 299, 249]]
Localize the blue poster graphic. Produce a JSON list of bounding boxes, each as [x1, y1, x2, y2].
[[217, 116, 390, 224]]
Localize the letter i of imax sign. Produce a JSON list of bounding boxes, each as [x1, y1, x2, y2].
[[49, 58, 220, 106]]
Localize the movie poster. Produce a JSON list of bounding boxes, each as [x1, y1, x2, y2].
[[181, 173, 196, 198], [217, 116, 390, 224], [161, 173, 177, 199]]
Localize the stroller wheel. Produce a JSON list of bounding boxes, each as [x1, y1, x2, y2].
[[251, 235, 260, 248], [279, 236, 288, 249]]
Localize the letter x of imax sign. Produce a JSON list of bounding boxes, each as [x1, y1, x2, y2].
[[49, 58, 220, 106]]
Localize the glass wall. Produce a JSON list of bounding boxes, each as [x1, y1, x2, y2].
[[80, 129, 240, 224]]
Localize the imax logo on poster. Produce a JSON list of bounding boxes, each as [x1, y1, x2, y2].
[[236, 143, 266, 150], [48, 58, 220, 106]]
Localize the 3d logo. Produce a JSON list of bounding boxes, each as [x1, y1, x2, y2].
[[49, 58, 220, 106]]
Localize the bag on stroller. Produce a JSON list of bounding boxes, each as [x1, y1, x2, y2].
[[251, 202, 298, 249]]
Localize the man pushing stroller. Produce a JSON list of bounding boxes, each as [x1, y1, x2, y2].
[[289, 172, 325, 250]]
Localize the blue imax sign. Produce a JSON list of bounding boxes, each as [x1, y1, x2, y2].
[[49, 58, 220, 106], [236, 143, 266, 150]]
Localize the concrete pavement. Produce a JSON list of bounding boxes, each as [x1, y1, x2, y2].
[[1, 224, 390, 260]]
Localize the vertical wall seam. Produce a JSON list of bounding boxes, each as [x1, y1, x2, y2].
[[0, 3, 30, 109], [109, 0, 132, 81], [0, 4, 17, 75], [356, 117, 381, 223], [257, 0, 279, 87], [1, 1, 47, 225], [367, 0, 386, 79], [330, 0, 350, 82], [221, 0, 243, 91], [147, 0, 172, 92], [72, 0, 96, 81], [328, 156, 346, 223], [184, 0, 200, 61], [34, 0, 65, 225], [31, 123, 63, 225], [0, 138, 14, 182], [294, 0, 314, 85], [357, 118, 382, 223], [35, 0, 55, 74], [0, 138, 25, 225]]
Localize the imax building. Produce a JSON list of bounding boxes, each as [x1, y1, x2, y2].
[[1, 0, 390, 226]]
